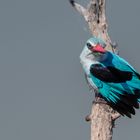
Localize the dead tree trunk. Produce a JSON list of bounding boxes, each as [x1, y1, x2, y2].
[[69, 0, 121, 140]]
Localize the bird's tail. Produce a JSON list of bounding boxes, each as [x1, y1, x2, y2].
[[105, 88, 140, 118]]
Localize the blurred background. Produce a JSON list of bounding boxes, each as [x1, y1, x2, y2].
[[0, 0, 140, 139]]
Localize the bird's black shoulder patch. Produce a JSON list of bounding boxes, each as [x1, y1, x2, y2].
[[90, 64, 133, 83]]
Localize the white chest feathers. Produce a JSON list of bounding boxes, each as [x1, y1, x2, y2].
[[80, 46, 108, 75], [80, 46, 98, 75]]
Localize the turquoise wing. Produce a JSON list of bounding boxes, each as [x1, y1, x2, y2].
[[89, 60, 140, 117]]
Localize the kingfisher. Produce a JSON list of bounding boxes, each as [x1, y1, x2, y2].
[[80, 37, 140, 117]]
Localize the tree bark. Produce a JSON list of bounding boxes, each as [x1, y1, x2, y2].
[[69, 0, 121, 140]]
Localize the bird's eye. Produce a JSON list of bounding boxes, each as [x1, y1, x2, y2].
[[86, 43, 92, 49]]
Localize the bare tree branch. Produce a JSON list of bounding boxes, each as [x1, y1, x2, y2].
[[69, 0, 88, 21], [69, 0, 121, 140]]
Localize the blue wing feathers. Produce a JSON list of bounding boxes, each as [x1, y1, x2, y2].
[[89, 52, 140, 117]]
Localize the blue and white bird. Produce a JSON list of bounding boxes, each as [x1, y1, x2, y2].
[[80, 37, 140, 117]]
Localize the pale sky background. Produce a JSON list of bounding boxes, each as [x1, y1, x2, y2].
[[0, 0, 140, 140]]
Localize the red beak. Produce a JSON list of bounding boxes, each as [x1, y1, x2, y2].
[[91, 44, 106, 53]]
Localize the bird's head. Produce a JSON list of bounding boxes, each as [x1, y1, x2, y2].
[[86, 37, 106, 56]]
